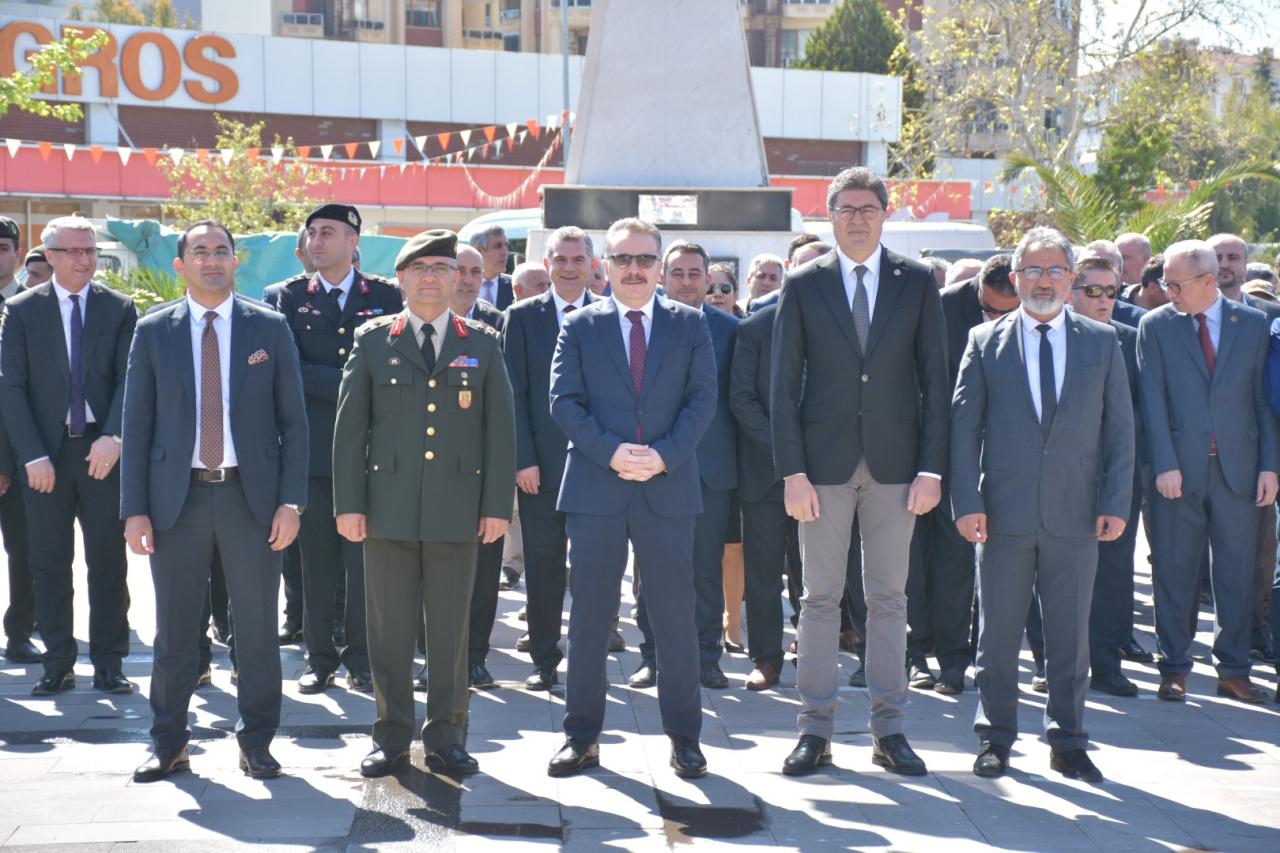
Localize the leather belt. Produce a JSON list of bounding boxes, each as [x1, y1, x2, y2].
[[192, 467, 239, 483], [65, 423, 100, 438]]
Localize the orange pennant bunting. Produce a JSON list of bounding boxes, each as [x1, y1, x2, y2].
[[89, 145, 104, 164], [345, 142, 358, 159], [483, 125, 497, 143], [437, 132, 451, 152], [143, 147, 158, 166], [297, 145, 311, 160], [37, 141, 52, 160], [526, 119, 541, 139], [392, 138, 404, 155], [245, 147, 259, 161]]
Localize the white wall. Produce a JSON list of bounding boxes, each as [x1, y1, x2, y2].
[[200, 0, 271, 37]]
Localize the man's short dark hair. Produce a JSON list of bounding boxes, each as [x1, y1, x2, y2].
[[826, 166, 889, 212], [1141, 254, 1164, 289], [177, 219, 236, 257], [663, 240, 709, 274], [787, 232, 822, 262], [1074, 256, 1120, 286], [979, 253, 1015, 297]]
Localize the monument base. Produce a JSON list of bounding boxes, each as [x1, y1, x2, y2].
[[542, 185, 794, 233]]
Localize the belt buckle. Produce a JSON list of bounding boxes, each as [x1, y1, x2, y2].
[[67, 427, 82, 439], [207, 468, 226, 483]]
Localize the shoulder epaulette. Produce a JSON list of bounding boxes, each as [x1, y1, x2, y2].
[[462, 316, 500, 338]]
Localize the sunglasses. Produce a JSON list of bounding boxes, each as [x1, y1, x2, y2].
[[607, 253, 659, 269], [1072, 284, 1118, 299], [706, 283, 734, 296]]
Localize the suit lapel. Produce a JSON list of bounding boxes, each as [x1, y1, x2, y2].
[[42, 286, 70, 384], [169, 298, 196, 406], [865, 247, 904, 356], [964, 279, 983, 328], [78, 283, 108, 383], [640, 299, 674, 397], [814, 254, 861, 356], [312, 275, 341, 324], [1212, 300, 1239, 387], [1002, 313, 1042, 429], [537, 292, 560, 348], [595, 298, 634, 396], [1177, 311, 1211, 381], [228, 297, 254, 410], [338, 273, 367, 326], [1048, 312, 1084, 439]]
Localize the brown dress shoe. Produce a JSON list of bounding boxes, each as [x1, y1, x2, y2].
[[1157, 673, 1186, 702], [745, 661, 780, 691], [1216, 676, 1266, 704]]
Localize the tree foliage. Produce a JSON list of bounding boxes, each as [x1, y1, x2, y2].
[[157, 115, 331, 234], [68, 0, 193, 28], [797, 0, 901, 74], [0, 29, 109, 121]]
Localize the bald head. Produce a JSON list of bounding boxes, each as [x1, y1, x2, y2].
[[1115, 232, 1152, 285], [453, 244, 485, 314], [512, 260, 550, 301], [1208, 233, 1248, 296], [945, 258, 984, 288]]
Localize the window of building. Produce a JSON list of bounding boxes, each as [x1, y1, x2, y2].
[[406, 1, 440, 28], [504, 34, 521, 51], [780, 29, 812, 67]]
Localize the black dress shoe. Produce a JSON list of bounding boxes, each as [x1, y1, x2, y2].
[[1031, 661, 1048, 693], [278, 622, 303, 645], [31, 669, 74, 696], [1250, 644, 1276, 665], [499, 566, 521, 590], [973, 741, 1010, 778], [94, 669, 133, 694], [525, 667, 558, 691], [700, 662, 729, 689], [297, 668, 335, 694], [907, 657, 936, 689], [1090, 672, 1138, 697], [872, 734, 927, 776], [723, 639, 745, 655], [1050, 749, 1103, 783], [239, 746, 283, 779], [347, 670, 374, 692], [607, 628, 626, 653], [427, 744, 479, 776], [782, 735, 832, 776], [548, 738, 599, 777], [670, 735, 707, 778], [468, 662, 496, 689], [1119, 638, 1154, 663], [3, 638, 41, 663], [413, 664, 429, 692], [361, 748, 408, 778], [848, 662, 866, 688], [628, 661, 657, 689], [196, 667, 213, 688], [934, 668, 965, 695], [133, 747, 190, 783]]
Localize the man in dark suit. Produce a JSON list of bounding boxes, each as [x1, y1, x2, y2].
[[124, 220, 308, 782], [0, 215, 135, 697], [502, 226, 595, 690], [470, 225, 514, 310], [952, 227, 1134, 783], [274, 204, 403, 694], [1140, 239, 1276, 705], [547, 218, 716, 779], [633, 241, 739, 689], [771, 167, 949, 777]]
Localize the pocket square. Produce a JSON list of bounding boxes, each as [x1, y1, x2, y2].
[[247, 349, 270, 365]]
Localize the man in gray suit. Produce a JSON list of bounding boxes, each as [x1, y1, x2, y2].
[[1138, 239, 1276, 705], [951, 227, 1134, 783]]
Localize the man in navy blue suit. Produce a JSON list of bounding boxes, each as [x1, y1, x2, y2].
[[547, 218, 717, 778]]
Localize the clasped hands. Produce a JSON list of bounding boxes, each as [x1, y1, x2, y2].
[[610, 443, 667, 482]]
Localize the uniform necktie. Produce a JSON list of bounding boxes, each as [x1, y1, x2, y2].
[[198, 311, 222, 470], [1037, 323, 1056, 428], [68, 293, 86, 435], [421, 324, 436, 373], [851, 264, 870, 353], [1196, 312, 1217, 454], [627, 309, 646, 440]]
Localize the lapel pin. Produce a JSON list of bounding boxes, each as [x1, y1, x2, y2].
[[894, 268, 902, 276], [388, 356, 402, 366], [1231, 315, 1238, 323]]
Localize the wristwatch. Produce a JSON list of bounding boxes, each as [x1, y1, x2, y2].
[[284, 503, 303, 515], [110, 434, 122, 445]]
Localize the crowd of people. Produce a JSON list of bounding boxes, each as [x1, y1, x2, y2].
[[0, 164, 1277, 789]]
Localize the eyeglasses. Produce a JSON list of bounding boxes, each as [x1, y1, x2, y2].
[[1159, 273, 1208, 295], [706, 283, 734, 296], [405, 261, 457, 278], [832, 205, 884, 221], [46, 247, 97, 260], [980, 301, 1016, 318], [1072, 284, 1118, 299], [1016, 266, 1071, 281], [607, 253, 659, 269]]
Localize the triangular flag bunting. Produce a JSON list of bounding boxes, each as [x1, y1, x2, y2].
[[63, 143, 76, 161], [526, 120, 541, 139], [359, 167, 367, 179], [320, 144, 333, 161], [460, 129, 472, 146], [4, 139, 19, 157], [296, 145, 311, 160], [505, 122, 518, 138], [345, 142, 359, 159], [118, 146, 132, 166], [379, 165, 386, 177], [483, 125, 497, 143], [196, 148, 209, 164], [168, 147, 184, 165], [546, 114, 558, 130], [436, 132, 451, 151], [271, 145, 284, 164], [368, 140, 381, 158], [89, 145, 103, 164], [245, 147, 259, 161], [220, 148, 234, 165], [481, 143, 490, 158], [37, 141, 51, 160], [143, 147, 158, 166], [399, 162, 408, 175], [506, 136, 515, 152], [391, 138, 403, 155], [413, 135, 427, 153]]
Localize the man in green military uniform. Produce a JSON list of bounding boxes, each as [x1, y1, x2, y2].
[[334, 229, 515, 778]]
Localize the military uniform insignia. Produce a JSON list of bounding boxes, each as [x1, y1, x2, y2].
[[452, 315, 470, 338], [357, 307, 384, 317], [306, 275, 321, 295], [388, 356, 401, 366], [458, 389, 473, 409], [348, 210, 360, 228], [356, 275, 370, 295], [389, 314, 407, 337]]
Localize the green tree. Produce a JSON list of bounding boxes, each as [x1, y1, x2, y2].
[[68, 0, 191, 27], [0, 29, 109, 121], [149, 0, 181, 28], [887, 35, 931, 177], [157, 115, 331, 234], [797, 0, 901, 74]]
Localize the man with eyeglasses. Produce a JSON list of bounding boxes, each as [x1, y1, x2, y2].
[[547, 218, 716, 779], [952, 227, 1133, 783], [334, 229, 515, 777], [470, 225, 514, 310], [0, 215, 136, 699], [1139, 239, 1276, 706]]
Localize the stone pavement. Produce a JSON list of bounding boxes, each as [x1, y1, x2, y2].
[[1, 531, 1279, 851]]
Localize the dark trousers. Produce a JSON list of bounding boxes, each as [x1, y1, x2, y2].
[[742, 484, 788, 669], [906, 502, 976, 672], [1, 483, 35, 642], [636, 484, 731, 667], [1151, 457, 1258, 679], [565, 494, 701, 742], [1089, 472, 1143, 679], [25, 432, 128, 673], [467, 535, 505, 666], [1252, 503, 1275, 649], [198, 549, 235, 671], [299, 475, 367, 674], [517, 488, 568, 671], [281, 540, 302, 624], [150, 481, 282, 751]]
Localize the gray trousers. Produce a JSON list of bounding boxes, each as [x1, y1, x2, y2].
[[974, 528, 1096, 752], [796, 459, 914, 740]]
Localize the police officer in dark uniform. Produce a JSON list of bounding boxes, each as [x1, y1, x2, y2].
[[274, 204, 403, 693], [334, 229, 515, 778]]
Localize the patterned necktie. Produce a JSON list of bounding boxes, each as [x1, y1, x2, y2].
[[68, 293, 86, 435], [627, 309, 646, 440], [851, 264, 870, 353], [199, 311, 223, 470], [421, 323, 437, 373], [1196, 313, 1217, 454], [1037, 323, 1056, 428]]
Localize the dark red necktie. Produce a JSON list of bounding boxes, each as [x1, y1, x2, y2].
[[627, 309, 646, 440], [1196, 312, 1217, 454]]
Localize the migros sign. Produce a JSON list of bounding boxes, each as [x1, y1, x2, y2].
[[0, 20, 237, 104]]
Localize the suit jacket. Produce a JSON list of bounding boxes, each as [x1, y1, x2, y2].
[[939, 277, 984, 389], [1246, 292, 1280, 322], [0, 283, 25, 477], [469, 298, 505, 332], [119, 296, 309, 531], [1139, 299, 1277, 497], [333, 311, 516, 542], [485, 274, 514, 311], [746, 289, 779, 315], [950, 310, 1134, 537], [771, 246, 950, 485], [502, 290, 594, 494], [1110, 299, 1147, 329], [274, 271, 404, 478], [697, 303, 739, 491], [550, 296, 717, 518], [0, 281, 136, 467], [1110, 319, 1146, 467], [729, 303, 779, 503]]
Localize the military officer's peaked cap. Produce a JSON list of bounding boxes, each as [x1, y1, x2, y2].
[[395, 229, 458, 270], [306, 203, 362, 232]]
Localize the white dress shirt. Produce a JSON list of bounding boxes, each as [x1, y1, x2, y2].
[[317, 267, 355, 311], [614, 295, 655, 361], [407, 308, 451, 361], [836, 243, 883, 317], [552, 289, 586, 326], [0, 278, 20, 300], [52, 278, 97, 426], [1184, 294, 1222, 353], [1019, 307, 1068, 422], [189, 295, 238, 469], [480, 277, 499, 307]]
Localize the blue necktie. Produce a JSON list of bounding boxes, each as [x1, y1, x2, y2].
[[1037, 323, 1056, 429], [69, 293, 86, 435]]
